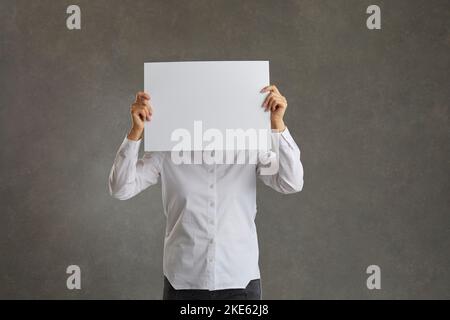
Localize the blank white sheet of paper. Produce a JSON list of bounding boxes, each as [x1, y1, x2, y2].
[[144, 61, 270, 151]]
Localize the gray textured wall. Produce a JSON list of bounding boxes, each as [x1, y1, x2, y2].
[[0, 0, 449, 299]]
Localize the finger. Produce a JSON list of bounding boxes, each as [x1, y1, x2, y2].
[[260, 85, 280, 94], [137, 95, 150, 105], [137, 105, 150, 121], [260, 85, 274, 93], [137, 109, 146, 121], [148, 104, 153, 118], [269, 98, 279, 111], [144, 105, 152, 121], [276, 99, 286, 110], [142, 98, 151, 108], [142, 107, 149, 121], [135, 92, 144, 102], [267, 95, 282, 110], [136, 91, 150, 100], [267, 96, 278, 111], [263, 96, 271, 110], [131, 103, 140, 112], [265, 97, 275, 111], [265, 91, 283, 107], [136, 91, 151, 102], [262, 94, 270, 108], [263, 93, 275, 108]]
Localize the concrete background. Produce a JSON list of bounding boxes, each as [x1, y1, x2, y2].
[[0, 0, 448, 299]]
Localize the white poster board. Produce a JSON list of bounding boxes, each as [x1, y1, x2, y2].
[[144, 61, 270, 151]]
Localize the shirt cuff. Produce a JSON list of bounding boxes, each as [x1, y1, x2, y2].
[[118, 136, 142, 157]]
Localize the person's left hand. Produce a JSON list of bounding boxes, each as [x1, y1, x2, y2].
[[260, 85, 287, 131]]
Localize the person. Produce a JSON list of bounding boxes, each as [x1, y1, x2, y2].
[[108, 85, 304, 300]]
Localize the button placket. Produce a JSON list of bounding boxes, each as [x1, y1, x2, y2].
[[206, 163, 217, 289], [207, 238, 216, 289], [207, 164, 217, 229]]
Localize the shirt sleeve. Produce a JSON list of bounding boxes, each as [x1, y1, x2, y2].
[[257, 127, 304, 194], [108, 136, 164, 200]]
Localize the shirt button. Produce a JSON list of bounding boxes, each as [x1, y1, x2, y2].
[[209, 184, 214, 189], [210, 238, 215, 244], [209, 168, 214, 173], [209, 202, 214, 207]]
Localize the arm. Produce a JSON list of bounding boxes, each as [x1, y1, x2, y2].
[[257, 127, 304, 194], [108, 138, 163, 200], [108, 91, 161, 200], [256, 85, 304, 194]]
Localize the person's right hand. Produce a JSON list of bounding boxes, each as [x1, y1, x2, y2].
[[127, 91, 152, 141]]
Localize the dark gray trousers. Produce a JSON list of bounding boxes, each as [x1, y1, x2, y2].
[[163, 277, 262, 300]]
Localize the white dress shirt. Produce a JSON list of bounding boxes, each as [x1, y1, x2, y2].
[[108, 127, 304, 290]]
